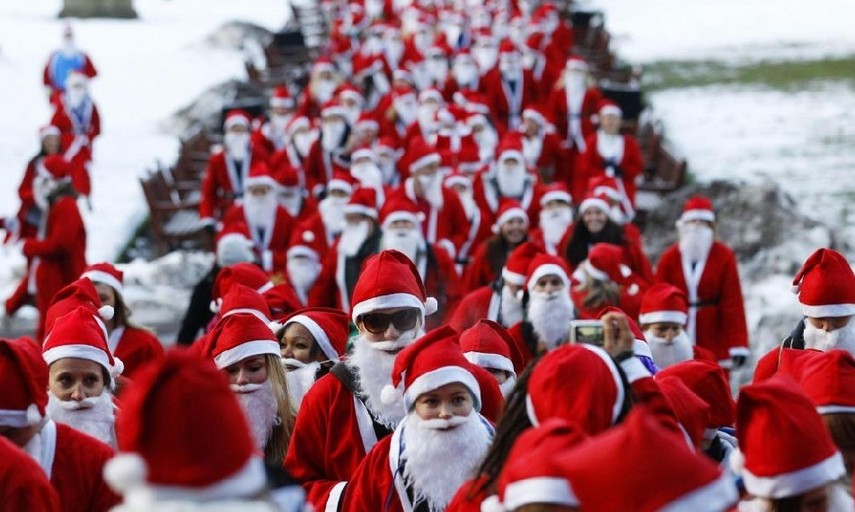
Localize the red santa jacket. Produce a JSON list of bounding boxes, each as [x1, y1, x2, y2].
[[304, 140, 350, 196], [43, 50, 97, 93], [655, 241, 749, 362], [285, 369, 393, 511], [482, 70, 537, 133], [472, 169, 544, 230], [522, 131, 564, 182], [463, 237, 524, 293], [293, 213, 337, 261], [449, 285, 500, 334], [580, 132, 644, 206], [199, 148, 266, 222], [446, 476, 491, 512], [0, 435, 60, 511], [45, 421, 120, 512], [50, 99, 100, 143], [22, 196, 87, 340], [110, 326, 165, 381], [391, 179, 470, 256], [221, 204, 295, 274]]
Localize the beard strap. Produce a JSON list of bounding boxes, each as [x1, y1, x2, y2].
[[330, 362, 394, 440]]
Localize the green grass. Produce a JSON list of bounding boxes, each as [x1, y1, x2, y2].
[[642, 55, 855, 92]]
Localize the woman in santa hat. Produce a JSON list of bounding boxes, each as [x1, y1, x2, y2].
[[82, 262, 164, 381], [200, 312, 295, 468], [570, 242, 648, 320], [43, 306, 124, 449], [341, 326, 494, 511]]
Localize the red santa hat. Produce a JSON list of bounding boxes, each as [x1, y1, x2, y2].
[[380, 195, 425, 230], [468, 364, 504, 424], [336, 83, 364, 105], [657, 360, 736, 430], [269, 85, 294, 109], [524, 253, 570, 293], [562, 408, 737, 511], [582, 243, 632, 284], [539, 183, 572, 207], [526, 343, 626, 435], [215, 221, 255, 265], [274, 163, 300, 188], [657, 376, 712, 449], [82, 262, 124, 299], [217, 283, 271, 324], [443, 169, 472, 189], [262, 285, 302, 323], [418, 87, 444, 105], [501, 241, 543, 287], [596, 305, 653, 360], [351, 145, 378, 163], [285, 115, 312, 136], [597, 99, 622, 118], [223, 109, 251, 131], [524, 32, 545, 52], [43, 278, 113, 336], [736, 375, 845, 498], [639, 282, 689, 326], [320, 99, 348, 120], [312, 55, 336, 74], [354, 112, 379, 133], [0, 337, 49, 428], [42, 307, 124, 385], [281, 308, 350, 362], [577, 191, 610, 216], [496, 132, 524, 164], [212, 263, 274, 304], [491, 199, 529, 234], [791, 248, 855, 318], [39, 124, 61, 140], [381, 326, 481, 410], [798, 349, 855, 414], [243, 161, 279, 190], [498, 39, 518, 55], [460, 319, 522, 376], [343, 187, 379, 219], [407, 138, 441, 174], [203, 313, 279, 369], [350, 249, 438, 323], [521, 106, 549, 128], [104, 349, 265, 502], [328, 170, 355, 195], [485, 419, 586, 512], [286, 229, 324, 262], [586, 174, 622, 200], [679, 194, 716, 223], [565, 55, 588, 72]]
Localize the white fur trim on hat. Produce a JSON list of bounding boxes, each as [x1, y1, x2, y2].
[[501, 268, 527, 287], [817, 405, 855, 414], [742, 451, 845, 499], [492, 207, 528, 234], [221, 308, 271, 325], [214, 340, 280, 369], [82, 270, 124, 298], [321, 105, 347, 119], [0, 403, 42, 428], [284, 315, 340, 361], [351, 292, 431, 323], [464, 351, 515, 375], [503, 477, 579, 510], [599, 105, 622, 117], [659, 471, 738, 512], [328, 179, 353, 193], [224, 115, 250, 131], [499, 149, 524, 163], [244, 175, 279, 190], [342, 203, 378, 219], [525, 393, 539, 425], [680, 209, 715, 223], [43, 345, 116, 379], [526, 263, 569, 292], [351, 148, 377, 162], [540, 190, 572, 206], [382, 211, 423, 230], [619, 356, 651, 384], [287, 245, 319, 261], [638, 311, 688, 326], [444, 174, 471, 188], [403, 366, 482, 411], [800, 303, 855, 318], [270, 97, 295, 109], [578, 197, 610, 215], [409, 153, 441, 173], [583, 260, 610, 282], [632, 339, 653, 359]]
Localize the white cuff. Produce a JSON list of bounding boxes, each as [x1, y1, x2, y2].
[[729, 347, 751, 358], [620, 356, 651, 383]]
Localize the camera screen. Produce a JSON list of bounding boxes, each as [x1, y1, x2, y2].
[[574, 325, 604, 346]]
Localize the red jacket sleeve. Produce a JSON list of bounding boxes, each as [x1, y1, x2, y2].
[[308, 251, 339, 308], [199, 155, 223, 221], [23, 199, 83, 258], [340, 437, 398, 512], [718, 248, 749, 352]]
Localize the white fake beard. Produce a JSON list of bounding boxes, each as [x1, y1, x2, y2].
[[499, 374, 517, 398], [474, 128, 498, 161], [283, 359, 322, 410], [527, 290, 575, 350], [67, 88, 87, 109], [678, 223, 714, 264], [231, 380, 278, 451], [457, 190, 479, 220], [287, 258, 321, 298], [453, 64, 478, 87], [427, 60, 449, 84], [497, 164, 526, 198], [243, 192, 277, 233], [401, 412, 492, 512], [565, 72, 587, 96], [269, 114, 291, 136], [319, 196, 347, 235], [279, 190, 302, 217], [322, 122, 346, 152], [500, 285, 524, 328], [381, 228, 424, 264], [33, 175, 56, 211], [292, 131, 316, 157], [348, 332, 420, 429], [418, 174, 444, 208], [224, 133, 250, 161], [645, 330, 694, 370], [804, 320, 855, 354], [473, 47, 498, 73], [313, 79, 337, 104], [395, 99, 418, 126], [540, 207, 573, 249], [337, 220, 372, 257], [522, 135, 542, 167], [351, 162, 384, 190], [418, 105, 439, 133], [47, 391, 116, 448]]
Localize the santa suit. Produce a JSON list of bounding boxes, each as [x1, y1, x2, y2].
[[472, 170, 544, 229], [449, 285, 500, 333], [522, 130, 564, 183], [655, 241, 749, 363], [285, 367, 394, 511], [546, 86, 604, 196], [50, 97, 100, 143], [580, 131, 644, 207], [482, 69, 537, 133], [0, 435, 60, 511], [109, 326, 165, 381], [199, 147, 266, 222], [415, 244, 464, 332], [446, 476, 491, 512], [563, 223, 655, 284], [43, 50, 97, 94], [304, 140, 350, 196], [269, 144, 309, 190], [221, 204, 295, 274], [25, 420, 120, 512], [294, 213, 338, 261], [463, 238, 524, 292], [21, 196, 86, 340], [390, 179, 470, 256], [308, 229, 383, 313]]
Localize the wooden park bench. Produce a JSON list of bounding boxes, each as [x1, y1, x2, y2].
[[139, 168, 209, 256]]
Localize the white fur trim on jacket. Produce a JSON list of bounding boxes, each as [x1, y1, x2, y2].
[[742, 451, 845, 499], [214, 340, 280, 369]]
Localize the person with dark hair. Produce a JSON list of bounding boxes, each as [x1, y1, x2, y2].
[[570, 242, 648, 321], [464, 200, 530, 292], [82, 263, 164, 381]]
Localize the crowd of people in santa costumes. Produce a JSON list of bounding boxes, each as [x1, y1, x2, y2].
[[9, 1, 855, 511]]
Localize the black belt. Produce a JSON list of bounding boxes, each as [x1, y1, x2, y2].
[[689, 300, 718, 308]]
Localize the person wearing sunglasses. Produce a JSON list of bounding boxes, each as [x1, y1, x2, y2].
[[285, 250, 438, 512]]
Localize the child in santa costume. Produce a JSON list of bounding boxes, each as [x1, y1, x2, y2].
[[199, 311, 295, 469], [460, 319, 525, 398], [0, 337, 119, 512], [285, 250, 438, 511], [103, 349, 286, 511], [82, 262, 164, 381], [341, 326, 494, 512], [43, 306, 124, 448]]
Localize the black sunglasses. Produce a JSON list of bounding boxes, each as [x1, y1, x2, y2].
[[359, 309, 420, 334]]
